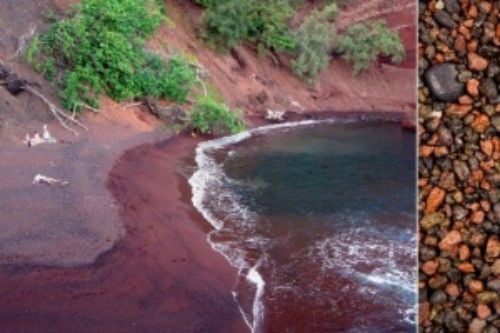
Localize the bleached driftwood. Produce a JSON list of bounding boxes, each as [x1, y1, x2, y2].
[[265, 109, 285, 122], [23, 124, 57, 147], [33, 174, 69, 186]]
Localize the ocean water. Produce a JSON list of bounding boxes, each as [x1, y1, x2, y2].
[[189, 119, 416, 332]]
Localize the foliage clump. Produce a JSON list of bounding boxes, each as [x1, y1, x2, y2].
[[189, 96, 245, 135], [292, 4, 338, 83], [336, 20, 405, 74], [27, 0, 196, 111], [196, 0, 296, 53]]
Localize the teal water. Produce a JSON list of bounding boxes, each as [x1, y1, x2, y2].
[[190, 120, 416, 332]]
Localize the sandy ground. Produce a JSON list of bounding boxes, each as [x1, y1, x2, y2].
[[0, 134, 248, 332], [0, 0, 416, 331]]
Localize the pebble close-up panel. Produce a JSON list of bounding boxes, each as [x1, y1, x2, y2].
[[418, 0, 500, 332]]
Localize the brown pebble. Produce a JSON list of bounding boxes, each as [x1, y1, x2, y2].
[[434, 146, 449, 157], [445, 283, 460, 297], [470, 210, 484, 224], [468, 279, 484, 294], [471, 114, 490, 133], [467, 79, 480, 96], [468, 52, 489, 71], [420, 145, 434, 158], [458, 263, 475, 273], [454, 35, 466, 53], [419, 302, 430, 325], [446, 104, 472, 118], [480, 140, 493, 157], [439, 230, 462, 251], [458, 95, 473, 104], [426, 187, 446, 214], [486, 236, 500, 260], [478, 1, 492, 13], [459, 244, 471, 260], [422, 260, 439, 275], [476, 304, 491, 319]]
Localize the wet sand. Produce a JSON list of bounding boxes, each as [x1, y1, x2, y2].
[[0, 134, 248, 332]]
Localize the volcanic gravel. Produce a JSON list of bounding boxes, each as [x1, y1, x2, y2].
[[419, 0, 500, 332]]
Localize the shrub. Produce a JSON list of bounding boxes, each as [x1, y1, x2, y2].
[[292, 4, 338, 83], [189, 96, 245, 135], [336, 20, 405, 74], [26, 0, 196, 111], [198, 0, 296, 53]]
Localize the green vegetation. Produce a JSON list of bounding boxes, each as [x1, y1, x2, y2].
[[196, 0, 296, 53], [27, 0, 197, 111], [189, 96, 245, 135], [292, 4, 337, 83], [336, 20, 405, 74]]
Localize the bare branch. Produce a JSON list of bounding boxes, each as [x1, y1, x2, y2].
[[9, 25, 37, 60], [25, 86, 88, 135]]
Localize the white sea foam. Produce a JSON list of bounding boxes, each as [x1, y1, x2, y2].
[[189, 119, 343, 332], [309, 226, 417, 325], [188, 118, 413, 331], [247, 261, 266, 333]]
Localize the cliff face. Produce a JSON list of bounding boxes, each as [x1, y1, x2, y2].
[[153, 0, 416, 121], [0, 0, 416, 142]]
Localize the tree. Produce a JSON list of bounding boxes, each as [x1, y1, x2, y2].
[[292, 4, 338, 83], [336, 20, 405, 74]]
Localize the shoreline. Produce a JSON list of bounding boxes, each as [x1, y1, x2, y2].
[[0, 131, 249, 332], [0, 111, 413, 331]]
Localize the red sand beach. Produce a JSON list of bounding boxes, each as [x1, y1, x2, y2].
[[0, 133, 248, 332]]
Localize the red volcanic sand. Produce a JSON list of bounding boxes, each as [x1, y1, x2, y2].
[[0, 134, 248, 332]]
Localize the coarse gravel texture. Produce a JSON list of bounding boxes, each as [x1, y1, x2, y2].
[[418, 0, 500, 332]]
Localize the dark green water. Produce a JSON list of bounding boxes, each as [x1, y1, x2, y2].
[[191, 120, 416, 332]]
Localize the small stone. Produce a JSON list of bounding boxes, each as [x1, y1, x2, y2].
[[426, 187, 446, 213], [459, 245, 471, 260], [419, 302, 430, 324], [492, 260, 500, 275], [434, 146, 449, 157], [486, 236, 500, 260], [470, 210, 484, 224], [425, 63, 465, 102], [468, 279, 484, 294], [471, 114, 490, 133], [446, 104, 472, 118], [434, 10, 457, 29], [480, 140, 494, 157], [444, 311, 464, 331], [468, 53, 489, 71], [476, 304, 491, 319], [458, 70, 473, 82], [477, 291, 499, 304], [420, 212, 446, 230], [458, 263, 475, 273], [444, 0, 461, 13], [480, 78, 498, 100], [469, 318, 487, 333], [467, 79, 480, 96], [429, 275, 448, 289], [439, 230, 462, 251], [445, 283, 460, 297], [430, 289, 448, 304], [486, 279, 500, 292], [422, 260, 440, 275], [454, 160, 470, 181], [478, 1, 492, 13]]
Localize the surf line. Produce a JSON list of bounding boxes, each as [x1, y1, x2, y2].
[[189, 119, 346, 332]]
